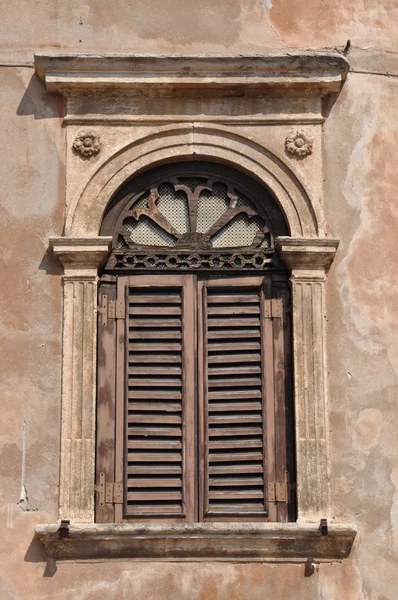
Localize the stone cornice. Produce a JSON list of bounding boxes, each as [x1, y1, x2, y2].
[[50, 237, 112, 270], [35, 522, 356, 562], [34, 52, 349, 97], [276, 237, 339, 276]]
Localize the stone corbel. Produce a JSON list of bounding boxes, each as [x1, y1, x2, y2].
[[50, 237, 112, 522], [276, 237, 339, 522]]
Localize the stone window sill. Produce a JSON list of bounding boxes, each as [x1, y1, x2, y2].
[[35, 522, 356, 562]]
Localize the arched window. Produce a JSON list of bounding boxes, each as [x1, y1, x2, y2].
[[96, 162, 295, 523]]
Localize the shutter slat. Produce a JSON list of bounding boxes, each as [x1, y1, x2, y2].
[[129, 306, 182, 315], [207, 306, 260, 315], [129, 294, 181, 304], [125, 282, 191, 519], [207, 354, 261, 364], [129, 343, 182, 352], [128, 452, 182, 462], [202, 285, 267, 518], [128, 478, 182, 488]]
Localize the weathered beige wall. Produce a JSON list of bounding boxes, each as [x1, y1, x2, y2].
[[0, 1, 397, 598]]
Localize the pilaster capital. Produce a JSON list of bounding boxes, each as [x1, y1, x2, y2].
[[276, 237, 339, 280], [50, 236, 112, 277]]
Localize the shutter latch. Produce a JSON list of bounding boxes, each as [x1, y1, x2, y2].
[[95, 472, 123, 506], [267, 471, 291, 503]]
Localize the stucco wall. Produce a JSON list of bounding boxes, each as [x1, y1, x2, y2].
[[0, 1, 397, 598]]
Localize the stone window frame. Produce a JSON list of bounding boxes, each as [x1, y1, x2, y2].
[[33, 53, 356, 561]]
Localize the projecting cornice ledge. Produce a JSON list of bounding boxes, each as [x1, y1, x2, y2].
[[34, 52, 349, 96], [35, 522, 357, 562]]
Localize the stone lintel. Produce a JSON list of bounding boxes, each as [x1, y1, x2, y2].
[[34, 52, 349, 97], [50, 237, 112, 274], [35, 522, 356, 562], [276, 237, 339, 278]]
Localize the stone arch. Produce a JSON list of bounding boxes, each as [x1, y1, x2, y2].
[[66, 123, 322, 239]]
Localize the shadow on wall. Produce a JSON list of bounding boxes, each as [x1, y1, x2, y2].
[[16, 73, 65, 120], [39, 247, 64, 276], [25, 535, 57, 578]]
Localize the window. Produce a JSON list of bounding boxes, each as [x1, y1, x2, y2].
[[96, 162, 295, 524]]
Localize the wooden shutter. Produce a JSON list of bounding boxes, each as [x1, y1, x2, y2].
[[198, 275, 288, 521], [115, 274, 196, 521]]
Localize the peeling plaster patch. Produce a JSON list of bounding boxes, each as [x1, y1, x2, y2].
[[264, 0, 272, 9], [352, 408, 383, 453], [390, 466, 398, 552]]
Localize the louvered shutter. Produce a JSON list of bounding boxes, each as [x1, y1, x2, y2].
[[115, 274, 196, 521], [198, 276, 286, 521]]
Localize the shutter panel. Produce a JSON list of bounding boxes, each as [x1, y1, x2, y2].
[[199, 276, 285, 521], [118, 274, 195, 521]]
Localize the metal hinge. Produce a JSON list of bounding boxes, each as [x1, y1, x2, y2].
[[98, 293, 125, 325], [95, 472, 123, 506], [263, 299, 282, 319], [267, 471, 291, 503], [98, 294, 116, 326]]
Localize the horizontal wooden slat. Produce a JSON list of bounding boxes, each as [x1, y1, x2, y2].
[[128, 426, 182, 437], [207, 318, 260, 327], [128, 378, 182, 387], [127, 491, 182, 501], [128, 402, 182, 412], [129, 306, 181, 315], [126, 505, 183, 514], [129, 295, 181, 304], [208, 366, 261, 375], [129, 354, 181, 364], [129, 343, 182, 352], [129, 330, 182, 339], [208, 451, 263, 462], [209, 439, 262, 449], [207, 354, 260, 364], [128, 414, 182, 424], [207, 294, 260, 304], [208, 414, 262, 425], [208, 390, 262, 400], [209, 427, 262, 437], [207, 377, 261, 388], [207, 306, 260, 315], [128, 366, 182, 375], [208, 342, 261, 352], [128, 440, 182, 449], [129, 318, 181, 328], [127, 390, 182, 399], [208, 402, 262, 412], [128, 478, 182, 488], [207, 330, 260, 339], [128, 452, 181, 462], [209, 491, 264, 500], [209, 464, 263, 474], [209, 477, 263, 486], [128, 465, 182, 475]]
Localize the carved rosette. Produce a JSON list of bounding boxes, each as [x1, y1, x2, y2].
[[285, 130, 313, 157], [73, 131, 101, 158]]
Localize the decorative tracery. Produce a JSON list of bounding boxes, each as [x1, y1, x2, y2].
[[113, 177, 272, 251], [101, 163, 289, 271]]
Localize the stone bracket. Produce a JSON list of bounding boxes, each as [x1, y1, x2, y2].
[[35, 522, 357, 562]]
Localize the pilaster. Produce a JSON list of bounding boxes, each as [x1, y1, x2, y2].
[[276, 237, 339, 521], [50, 237, 112, 521]]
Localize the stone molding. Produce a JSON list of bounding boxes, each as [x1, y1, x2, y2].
[[276, 237, 340, 279], [34, 52, 349, 96], [65, 124, 322, 238], [35, 522, 356, 562]]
